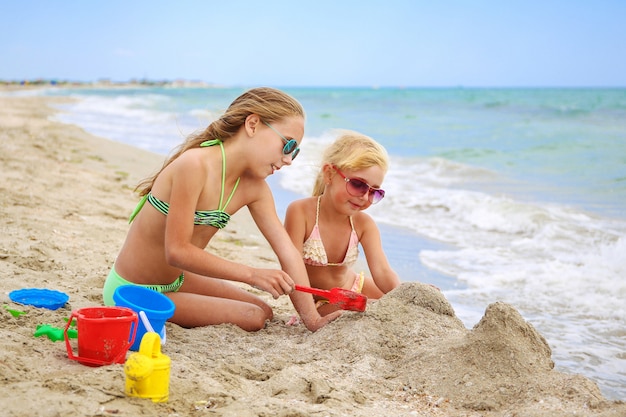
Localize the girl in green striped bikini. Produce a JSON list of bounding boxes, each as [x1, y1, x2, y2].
[[103, 87, 340, 332]]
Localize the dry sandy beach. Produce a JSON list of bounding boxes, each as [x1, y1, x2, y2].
[[1, 93, 624, 416]]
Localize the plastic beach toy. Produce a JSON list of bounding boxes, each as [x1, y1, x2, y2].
[[124, 332, 171, 403], [4, 305, 27, 317], [9, 288, 69, 310], [35, 324, 77, 342], [295, 285, 368, 312], [65, 306, 138, 367], [113, 285, 175, 351]]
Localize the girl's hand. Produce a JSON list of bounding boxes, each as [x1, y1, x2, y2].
[[302, 310, 342, 332], [250, 268, 295, 299]]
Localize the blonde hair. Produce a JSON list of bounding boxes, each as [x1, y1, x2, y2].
[[136, 87, 305, 196], [312, 131, 389, 196]]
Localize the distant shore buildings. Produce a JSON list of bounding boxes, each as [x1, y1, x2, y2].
[[0, 78, 214, 88]]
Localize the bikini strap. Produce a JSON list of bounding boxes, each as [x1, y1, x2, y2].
[[129, 194, 149, 224], [315, 195, 321, 225], [200, 139, 222, 147], [200, 139, 240, 211]]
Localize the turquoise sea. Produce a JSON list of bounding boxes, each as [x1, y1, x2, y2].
[[21, 86, 626, 399]]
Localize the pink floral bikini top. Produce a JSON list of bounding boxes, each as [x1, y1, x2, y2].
[[302, 196, 359, 267]]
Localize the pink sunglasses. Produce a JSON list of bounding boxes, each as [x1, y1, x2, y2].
[[334, 166, 385, 204]]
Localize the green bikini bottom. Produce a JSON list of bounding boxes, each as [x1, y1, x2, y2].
[[102, 266, 184, 306]]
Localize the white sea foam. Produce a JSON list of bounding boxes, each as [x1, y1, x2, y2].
[[52, 92, 199, 155]]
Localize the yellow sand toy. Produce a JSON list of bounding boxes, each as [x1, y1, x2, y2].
[[124, 332, 171, 403]]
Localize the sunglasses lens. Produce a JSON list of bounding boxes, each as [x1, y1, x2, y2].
[[370, 189, 385, 204], [347, 179, 369, 196], [283, 140, 299, 160], [283, 140, 296, 154]]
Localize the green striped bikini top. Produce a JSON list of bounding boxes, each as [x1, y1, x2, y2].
[[128, 139, 240, 229]]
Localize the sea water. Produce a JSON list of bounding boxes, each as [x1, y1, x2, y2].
[[39, 86, 626, 400]]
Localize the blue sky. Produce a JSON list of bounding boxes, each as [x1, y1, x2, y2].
[[1, 1, 625, 87]]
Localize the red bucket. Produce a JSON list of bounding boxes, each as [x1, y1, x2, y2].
[[65, 307, 138, 367]]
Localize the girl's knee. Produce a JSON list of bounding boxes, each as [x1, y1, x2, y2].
[[260, 303, 274, 322], [241, 305, 271, 332]]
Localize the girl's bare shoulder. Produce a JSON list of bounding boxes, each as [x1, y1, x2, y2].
[[169, 147, 217, 177], [288, 196, 317, 211], [353, 210, 377, 233], [285, 197, 318, 225]]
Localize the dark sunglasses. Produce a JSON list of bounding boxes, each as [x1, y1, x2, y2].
[[263, 121, 300, 160], [334, 166, 385, 204]]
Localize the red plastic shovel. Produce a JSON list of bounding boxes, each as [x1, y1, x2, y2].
[[295, 285, 368, 312]]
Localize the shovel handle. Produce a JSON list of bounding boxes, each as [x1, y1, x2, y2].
[[294, 285, 332, 299]]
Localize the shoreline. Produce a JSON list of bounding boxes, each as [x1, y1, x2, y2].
[[1, 94, 624, 416]]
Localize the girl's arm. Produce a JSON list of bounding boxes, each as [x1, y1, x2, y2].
[[358, 213, 401, 294], [249, 188, 340, 331], [284, 199, 308, 254]]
